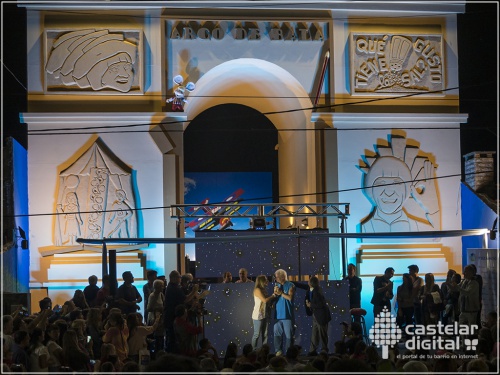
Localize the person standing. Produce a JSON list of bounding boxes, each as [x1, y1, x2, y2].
[[396, 273, 414, 331], [370, 267, 394, 316], [83, 275, 100, 308], [469, 264, 483, 326], [408, 265, 424, 324], [173, 305, 203, 357], [252, 275, 276, 349], [418, 273, 443, 326], [446, 265, 480, 332], [143, 270, 157, 318], [272, 269, 295, 356], [305, 276, 331, 356], [147, 279, 165, 354], [163, 270, 199, 353], [115, 271, 142, 315], [344, 264, 362, 309], [236, 268, 253, 283], [95, 275, 111, 308], [440, 269, 457, 325], [28, 327, 49, 372], [102, 312, 129, 363]]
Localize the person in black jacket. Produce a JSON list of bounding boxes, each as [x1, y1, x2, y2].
[[305, 276, 331, 356]]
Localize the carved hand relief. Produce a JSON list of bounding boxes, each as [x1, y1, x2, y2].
[[350, 33, 444, 95], [45, 29, 142, 93], [358, 135, 441, 233], [54, 139, 138, 246]]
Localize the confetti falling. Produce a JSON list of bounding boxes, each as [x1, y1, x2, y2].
[[204, 281, 350, 356], [194, 229, 329, 278]]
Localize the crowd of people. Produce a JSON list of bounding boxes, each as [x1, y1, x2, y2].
[[364, 264, 488, 335], [2, 264, 498, 373]]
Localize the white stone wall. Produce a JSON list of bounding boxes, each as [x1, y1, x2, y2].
[[332, 114, 465, 275], [24, 115, 166, 300]]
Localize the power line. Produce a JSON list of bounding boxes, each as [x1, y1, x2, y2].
[[5, 169, 492, 219], [23, 84, 483, 135]]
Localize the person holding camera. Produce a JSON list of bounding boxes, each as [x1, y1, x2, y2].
[[163, 270, 200, 353]]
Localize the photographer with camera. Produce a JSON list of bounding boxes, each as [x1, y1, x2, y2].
[[163, 270, 200, 353]]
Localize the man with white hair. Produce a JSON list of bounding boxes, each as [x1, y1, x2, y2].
[[272, 269, 295, 356]]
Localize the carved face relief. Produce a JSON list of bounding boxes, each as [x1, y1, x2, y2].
[[101, 59, 134, 92], [358, 135, 441, 233], [372, 176, 407, 214], [45, 29, 140, 93]]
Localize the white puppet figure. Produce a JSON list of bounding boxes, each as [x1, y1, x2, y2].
[[166, 75, 196, 112]]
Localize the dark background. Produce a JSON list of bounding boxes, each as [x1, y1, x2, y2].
[[2, 2, 498, 172]]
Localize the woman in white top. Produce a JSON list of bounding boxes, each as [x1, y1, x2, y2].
[[28, 327, 49, 372], [127, 312, 161, 362], [251, 275, 276, 349], [45, 324, 64, 372]]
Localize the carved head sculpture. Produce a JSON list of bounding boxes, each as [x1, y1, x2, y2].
[[359, 135, 441, 233], [115, 189, 126, 202], [363, 156, 412, 215], [46, 29, 138, 92]]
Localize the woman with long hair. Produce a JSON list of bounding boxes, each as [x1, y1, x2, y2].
[[61, 329, 90, 372], [396, 273, 414, 330], [418, 273, 443, 326], [102, 311, 129, 362], [127, 312, 161, 362], [441, 269, 457, 325], [45, 323, 64, 372], [71, 289, 90, 311], [86, 307, 103, 359], [71, 318, 93, 358], [252, 275, 276, 349], [27, 327, 49, 372]]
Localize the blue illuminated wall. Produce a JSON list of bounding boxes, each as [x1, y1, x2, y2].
[[461, 183, 498, 265], [2, 139, 30, 292]]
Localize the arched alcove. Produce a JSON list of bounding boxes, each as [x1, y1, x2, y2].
[[185, 58, 316, 219], [184, 103, 279, 200]]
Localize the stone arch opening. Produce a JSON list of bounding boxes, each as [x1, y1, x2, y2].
[[185, 58, 316, 219], [184, 103, 279, 201]]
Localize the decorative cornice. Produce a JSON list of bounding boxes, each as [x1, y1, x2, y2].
[[311, 112, 468, 128], [21, 112, 187, 127], [19, 1, 466, 15]]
